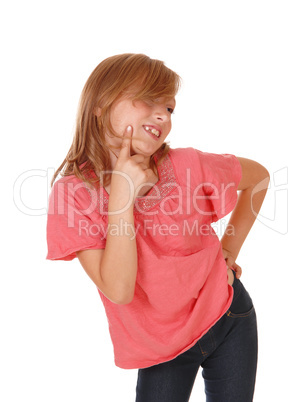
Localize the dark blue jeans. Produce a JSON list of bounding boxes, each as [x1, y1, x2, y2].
[[135, 274, 258, 401]]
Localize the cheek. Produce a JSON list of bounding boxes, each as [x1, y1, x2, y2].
[[112, 110, 138, 131], [110, 104, 130, 129], [110, 114, 128, 133], [165, 122, 172, 136]]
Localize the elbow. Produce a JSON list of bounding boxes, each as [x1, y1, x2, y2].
[[116, 284, 135, 304], [112, 294, 134, 305], [99, 264, 137, 305], [253, 162, 270, 186], [258, 166, 270, 189], [237, 158, 270, 191], [105, 286, 135, 305], [114, 295, 134, 305], [260, 164, 270, 179], [250, 167, 270, 196]]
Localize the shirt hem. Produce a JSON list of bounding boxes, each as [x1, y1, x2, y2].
[[114, 285, 234, 370], [46, 242, 106, 261]]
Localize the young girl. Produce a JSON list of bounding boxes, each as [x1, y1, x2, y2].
[[46, 53, 269, 401]]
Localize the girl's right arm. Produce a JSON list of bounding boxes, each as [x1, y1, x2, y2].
[[76, 126, 154, 305]]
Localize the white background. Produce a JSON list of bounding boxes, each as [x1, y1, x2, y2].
[[1, 0, 300, 401]]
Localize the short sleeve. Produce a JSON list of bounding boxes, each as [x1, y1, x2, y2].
[[193, 149, 242, 222], [46, 177, 106, 261]]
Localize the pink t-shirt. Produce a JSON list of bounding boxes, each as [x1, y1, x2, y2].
[[46, 147, 242, 369]]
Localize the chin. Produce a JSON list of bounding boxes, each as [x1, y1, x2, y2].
[[132, 140, 161, 156]]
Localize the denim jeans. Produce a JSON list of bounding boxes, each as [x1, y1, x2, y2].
[[135, 274, 258, 402]]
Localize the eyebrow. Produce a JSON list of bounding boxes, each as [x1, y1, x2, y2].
[[169, 98, 176, 108]]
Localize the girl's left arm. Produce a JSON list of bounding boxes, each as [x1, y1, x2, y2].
[[221, 157, 270, 274]]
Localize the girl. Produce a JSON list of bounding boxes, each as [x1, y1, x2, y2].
[[46, 53, 269, 401]]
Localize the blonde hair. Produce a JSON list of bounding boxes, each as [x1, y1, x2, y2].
[[51, 53, 181, 188]]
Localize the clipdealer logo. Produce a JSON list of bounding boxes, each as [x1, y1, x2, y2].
[[77, 218, 236, 240], [12, 166, 288, 235]]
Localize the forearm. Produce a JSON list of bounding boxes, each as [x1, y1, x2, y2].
[[221, 175, 269, 260], [100, 198, 137, 304]]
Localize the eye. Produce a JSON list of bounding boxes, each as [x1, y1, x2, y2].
[[167, 107, 175, 114]]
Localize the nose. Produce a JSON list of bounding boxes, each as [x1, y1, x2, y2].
[[153, 104, 170, 122]]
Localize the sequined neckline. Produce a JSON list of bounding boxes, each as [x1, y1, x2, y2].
[[132, 151, 178, 213], [85, 150, 179, 215]]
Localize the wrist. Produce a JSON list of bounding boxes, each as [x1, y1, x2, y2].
[[221, 230, 243, 260], [221, 241, 240, 262], [108, 191, 135, 215]]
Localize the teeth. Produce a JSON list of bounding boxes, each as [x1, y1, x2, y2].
[[145, 126, 160, 137]]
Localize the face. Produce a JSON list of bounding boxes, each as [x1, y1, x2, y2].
[[105, 96, 176, 160]]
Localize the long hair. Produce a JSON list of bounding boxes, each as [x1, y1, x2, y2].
[[51, 53, 181, 188]]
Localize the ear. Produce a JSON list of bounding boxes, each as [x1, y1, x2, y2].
[[94, 107, 102, 116]]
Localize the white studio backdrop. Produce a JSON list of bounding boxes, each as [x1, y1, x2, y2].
[[1, 0, 300, 401]]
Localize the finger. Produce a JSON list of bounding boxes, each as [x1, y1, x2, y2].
[[118, 126, 133, 159], [225, 256, 235, 268], [232, 262, 242, 278], [232, 262, 241, 273]]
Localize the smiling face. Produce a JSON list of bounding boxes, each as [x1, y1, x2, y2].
[[105, 96, 176, 161]]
